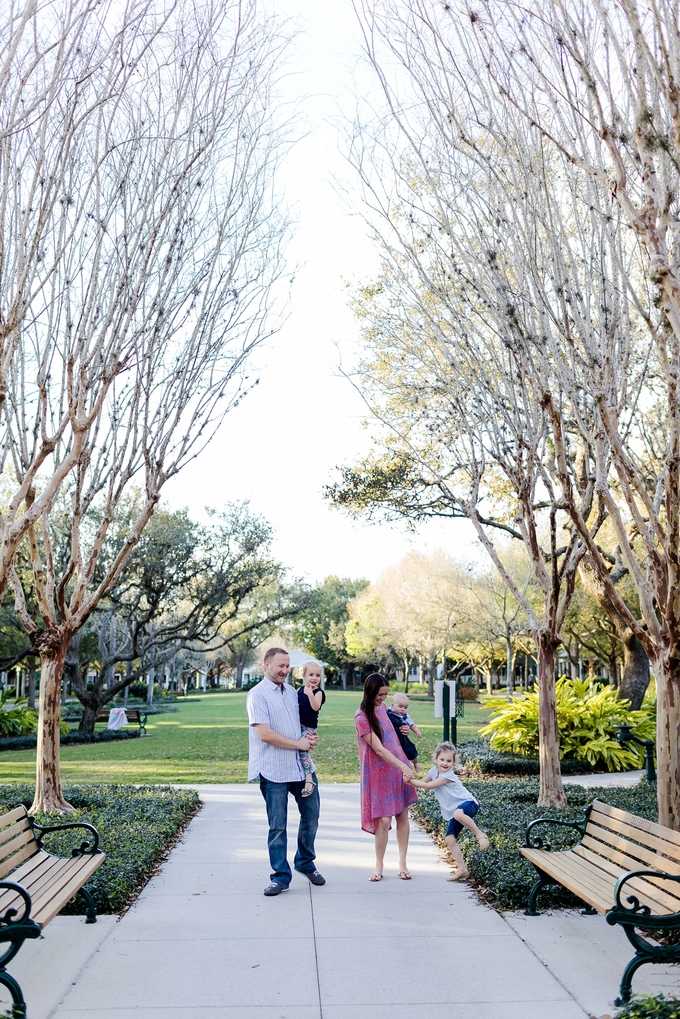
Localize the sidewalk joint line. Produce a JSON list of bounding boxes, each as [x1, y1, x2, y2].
[[498, 912, 591, 1018], [309, 884, 323, 1019]]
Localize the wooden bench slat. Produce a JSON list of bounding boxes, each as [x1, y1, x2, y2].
[[521, 847, 614, 912], [0, 838, 39, 880], [574, 844, 679, 915], [0, 855, 68, 917], [586, 821, 680, 877], [0, 829, 39, 874], [542, 849, 620, 909], [581, 832, 680, 906], [592, 800, 680, 859], [589, 807, 680, 865], [0, 806, 32, 831], [0, 816, 32, 851], [31, 855, 103, 927], [1, 855, 89, 924]]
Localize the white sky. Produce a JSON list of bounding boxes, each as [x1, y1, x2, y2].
[[164, 0, 476, 582]]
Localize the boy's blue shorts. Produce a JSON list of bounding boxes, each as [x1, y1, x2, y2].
[[446, 799, 479, 838]]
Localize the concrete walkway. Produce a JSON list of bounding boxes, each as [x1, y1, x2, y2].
[[10, 782, 680, 1019]]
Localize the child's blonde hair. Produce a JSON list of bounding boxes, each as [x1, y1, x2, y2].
[[302, 660, 322, 678], [433, 741, 461, 770], [391, 691, 409, 704]]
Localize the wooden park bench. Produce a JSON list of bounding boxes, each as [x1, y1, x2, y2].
[[95, 708, 148, 735], [0, 804, 104, 1017], [522, 798, 680, 1005]]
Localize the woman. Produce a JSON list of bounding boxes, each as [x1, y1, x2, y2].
[[355, 673, 418, 882]]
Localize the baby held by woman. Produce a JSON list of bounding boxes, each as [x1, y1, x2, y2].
[[408, 741, 488, 881]]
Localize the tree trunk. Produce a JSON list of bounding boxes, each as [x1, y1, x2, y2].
[[427, 652, 436, 697], [505, 640, 514, 702], [536, 633, 567, 809], [619, 631, 650, 710], [31, 640, 73, 813], [78, 701, 98, 734], [403, 657, 410, 695], [235, 654, 246, 690], [486, 669, 492, 696], [655, 657, 680, 831], [27, 655, 37, 711]]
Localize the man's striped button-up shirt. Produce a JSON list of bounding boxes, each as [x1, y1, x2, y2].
[[247, 678, 312, 783]]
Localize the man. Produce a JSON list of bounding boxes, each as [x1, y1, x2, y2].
[[247, 646, 326, 896]]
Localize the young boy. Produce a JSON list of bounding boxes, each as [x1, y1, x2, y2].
[[387, 693, 422, 770], [408, 741, 489, 882]]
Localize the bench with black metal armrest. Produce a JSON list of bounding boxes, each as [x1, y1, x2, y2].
[[0, 805, 105, 1017], [521, 797, 680, 1005], [94, 708, 148, 734]]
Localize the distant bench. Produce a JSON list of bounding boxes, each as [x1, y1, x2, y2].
[[0, 805, 104, 1017], [94, 708, 148, 735], [522, 798, 680, 1005]]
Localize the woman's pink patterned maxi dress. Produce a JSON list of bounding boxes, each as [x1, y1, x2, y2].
[[354, 701, 418, 834]]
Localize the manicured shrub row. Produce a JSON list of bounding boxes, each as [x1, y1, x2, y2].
[[615, 995, 680, 1018], [411, 777, 658, 910], [0, 730, 141, 752], [457, 738, 600, 776], [0, 784, 200, 914]]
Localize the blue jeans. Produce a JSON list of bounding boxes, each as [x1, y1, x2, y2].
[[259, 777, 320, 887]]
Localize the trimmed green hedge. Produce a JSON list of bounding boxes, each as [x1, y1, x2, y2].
[[616, 995, 680, 1018], [412, 777, 658, 910], [458, 738, 612, 777], [0, 784, 200, 914], [0, 730, 141, 752]]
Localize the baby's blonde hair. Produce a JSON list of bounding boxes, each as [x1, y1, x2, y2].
[[433, 741, 461, 770], [391, 692, 409, 704], [302, 661, 322, 677]]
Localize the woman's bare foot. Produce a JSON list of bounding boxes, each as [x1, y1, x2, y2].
[[398, 870, 411, 880], [477, 832, 489, 851], [447, 869, 470, 882], [369, 872, 383, 882], [301, 778, 315, 798]]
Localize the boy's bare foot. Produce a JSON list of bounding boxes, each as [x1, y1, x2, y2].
[[477, 833, 489, 851], [447, 869, 470, 882], [301, 779, 315, 797]]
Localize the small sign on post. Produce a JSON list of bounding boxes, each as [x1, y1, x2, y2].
[[434, 680, 457, 742]]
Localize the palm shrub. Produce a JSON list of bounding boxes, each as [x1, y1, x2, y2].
[[481, 678, 655, 771], [0, 692, 38, 737]]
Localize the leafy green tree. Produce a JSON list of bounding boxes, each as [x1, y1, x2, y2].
[[68, 503, 297, 730], [290, 576, 369, 678]]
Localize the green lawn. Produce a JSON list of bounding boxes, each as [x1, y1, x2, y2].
[[0, 690, 487, 785]]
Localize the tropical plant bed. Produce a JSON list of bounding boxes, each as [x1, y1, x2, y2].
[[411, 777, 658, 910], [457, 738, 627, 776], [0, 730, 141, 752], [0, 783, 200, 913], [615, 995, 680, 1018]]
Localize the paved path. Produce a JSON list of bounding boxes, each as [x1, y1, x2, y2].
[[11, 782, 680, 1019]]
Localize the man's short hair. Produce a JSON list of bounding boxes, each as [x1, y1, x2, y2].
[[264, 646, 289, 664]]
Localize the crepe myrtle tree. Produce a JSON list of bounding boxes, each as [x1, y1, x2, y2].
[[441, 0, 680, 827], [5, 0, 292, 812], [0, 0, 172, 600], [333, 0, 660, 805]]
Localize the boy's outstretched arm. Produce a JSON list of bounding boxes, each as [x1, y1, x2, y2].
[[410, 724, 422, 738]]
